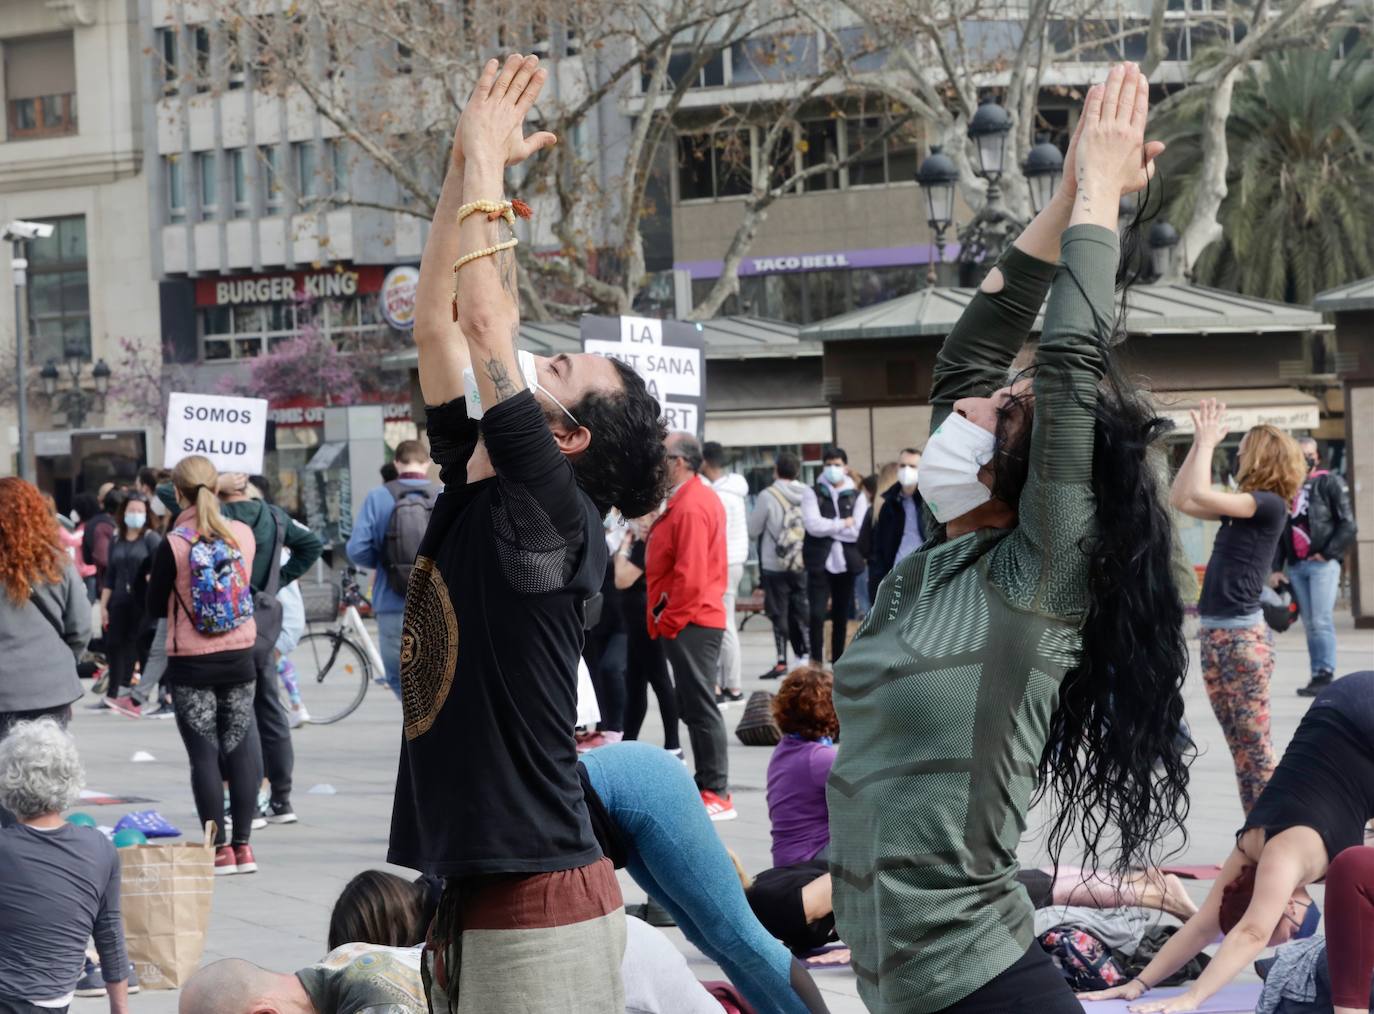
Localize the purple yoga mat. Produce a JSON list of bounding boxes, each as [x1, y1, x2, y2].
[[1085, 982, 1261, 1013]]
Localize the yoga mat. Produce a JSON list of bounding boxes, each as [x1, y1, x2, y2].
[[79, 789, 157, 806], [1086, 982, 1260, 1013], [1161, 864, 1225, 880]]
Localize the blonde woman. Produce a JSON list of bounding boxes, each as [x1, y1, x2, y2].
[[144, 456, 261, 875], [1170, 400, 1307, 812]]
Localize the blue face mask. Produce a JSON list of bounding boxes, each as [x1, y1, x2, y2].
[[124, 513, 147, 531]]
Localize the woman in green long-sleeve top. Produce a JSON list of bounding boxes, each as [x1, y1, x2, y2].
[[828, 64, 1192, 1014]]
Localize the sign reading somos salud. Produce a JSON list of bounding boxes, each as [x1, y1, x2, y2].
[[580, 315, 706, 439], [164, 392, 269, 474]]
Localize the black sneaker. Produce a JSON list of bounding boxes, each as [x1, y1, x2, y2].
[[1297, 671, 1334, 697], [759, 662, 787, 680], [721, 688, 744, 702], [264, 799, 298, 825]]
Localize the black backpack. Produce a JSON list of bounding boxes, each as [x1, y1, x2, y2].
[[382, 480, 439, 597]]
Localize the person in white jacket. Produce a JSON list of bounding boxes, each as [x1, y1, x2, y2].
[[702, 443, 748, 702]]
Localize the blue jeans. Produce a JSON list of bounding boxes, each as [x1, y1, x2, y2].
[[1289, 558, 1341, 676], [375, 610, 403, 699], [579, 742, 810, 1014]]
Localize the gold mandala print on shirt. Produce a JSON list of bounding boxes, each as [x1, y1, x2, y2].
[[401, 555, 458, 741]]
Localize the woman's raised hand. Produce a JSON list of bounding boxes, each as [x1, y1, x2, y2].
[[457, 54, 558, 171], [1071, 63, 1162, 210], [1188, 398, 1229, 447]]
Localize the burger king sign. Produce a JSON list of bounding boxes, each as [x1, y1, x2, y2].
[[380, 265, 420, 330]]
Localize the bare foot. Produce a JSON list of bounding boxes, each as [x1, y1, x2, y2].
[[1161, 873, 1199, 920]]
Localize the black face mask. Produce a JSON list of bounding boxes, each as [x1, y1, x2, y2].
[[1305, 455, 1320, 470]]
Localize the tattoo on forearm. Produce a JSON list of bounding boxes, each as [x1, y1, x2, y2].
[[498, 245, 517, 300], [1077, 168, 1091, 212], [484, 356, 519, 401]]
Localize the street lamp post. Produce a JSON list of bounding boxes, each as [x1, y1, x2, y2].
[[1148, 220, 1181, 283], [41, 345, 112, 430], [5, 219, 55, 481], [916, 146, 959, 286], [1023, 133, 1065, 216], [959, 97, 1021, 283]]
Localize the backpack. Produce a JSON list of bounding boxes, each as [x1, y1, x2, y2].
[[1038, 925, 1128, 993], [1261, 580, 1299, 633], [767, 486, 805, 573], [382, 480, 440, 597], [170, 526, 255, 635]]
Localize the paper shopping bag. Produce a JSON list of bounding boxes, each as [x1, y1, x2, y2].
[[119, 822, 216, 989]]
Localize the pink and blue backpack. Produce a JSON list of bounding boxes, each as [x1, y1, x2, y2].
[[171, 526, 255, 635]]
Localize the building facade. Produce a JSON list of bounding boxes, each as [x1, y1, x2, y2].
[[0, 0, 160, 498]]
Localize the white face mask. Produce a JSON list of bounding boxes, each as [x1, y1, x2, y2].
[[897, 465, 919, 490], [823, 464, 846, 486], [463, 350, 579, 427], [917, 413, 997, 523], [124, 512, 147, 531]]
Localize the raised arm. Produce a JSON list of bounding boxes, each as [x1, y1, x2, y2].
[[452, 55, 556, 414], [1170, 400, 1259, 521]]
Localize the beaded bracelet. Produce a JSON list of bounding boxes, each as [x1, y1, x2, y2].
[[1130, 977, 1152, 995], [450, 199, 534, 319]]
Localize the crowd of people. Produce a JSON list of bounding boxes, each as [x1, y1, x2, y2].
[[0, 54, 1370, 1014]]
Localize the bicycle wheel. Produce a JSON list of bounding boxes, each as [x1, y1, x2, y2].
[[283, 631, 370, 725]]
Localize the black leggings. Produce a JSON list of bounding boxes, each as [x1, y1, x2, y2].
[[623, 623, 679, 750], [585, 629, 627, 734], [808, 569, 855, 666], [933, 943, 1082, 1014], [171, 681, 262, 847]]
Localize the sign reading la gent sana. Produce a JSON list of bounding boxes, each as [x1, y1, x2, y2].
[[165, 392, 268, 474]]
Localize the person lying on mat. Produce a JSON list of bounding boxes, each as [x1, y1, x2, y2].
[[1081, 670, 1374, 1013], [746, 862, 1198, 958]]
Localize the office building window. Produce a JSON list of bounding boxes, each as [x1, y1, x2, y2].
[[260, 145, 283, 213], [192, 26, 211, 91], [25, 216, 90, 363], [166, 155, 186, 223], [677, 129, 751, 201], [799, 119, 839, 192], [695, 264, 925, 325], [327, 138, 349, 202], [4, 33, 78, 139], [845, 114, 919, 187], [196, 151, 218, 220], [224, 23, 245, 88], [199, 293, 386, 360], [156, 26, 179, 94], [229, 149, 249, 217], [294, 141, 319, 202]]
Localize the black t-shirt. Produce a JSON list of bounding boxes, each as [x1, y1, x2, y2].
[[618, 540, 648, 631], [388, 391, 606, 878], [1198, 491, 1288, 619]]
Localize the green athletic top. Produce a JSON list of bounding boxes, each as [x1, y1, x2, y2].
[[827, 224, 1118, 1013]]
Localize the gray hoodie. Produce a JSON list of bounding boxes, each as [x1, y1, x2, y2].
[[0, 562, 88, 715], [748, 478, 807, 573]]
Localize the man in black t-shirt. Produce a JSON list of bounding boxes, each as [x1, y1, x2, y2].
[[388, 54, 666, 1013]]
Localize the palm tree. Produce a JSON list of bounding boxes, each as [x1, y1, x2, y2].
[[1158, 41, 1374, 304]]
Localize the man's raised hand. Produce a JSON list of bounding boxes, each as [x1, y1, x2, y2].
[[459, 54, 558, 171]]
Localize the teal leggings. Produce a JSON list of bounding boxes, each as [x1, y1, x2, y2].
[[579, 742, 821, 1014]]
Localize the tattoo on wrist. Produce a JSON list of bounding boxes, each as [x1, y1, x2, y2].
[[483, 356, 518, 401]]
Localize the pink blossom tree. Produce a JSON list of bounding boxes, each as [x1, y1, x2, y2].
[[216, 331, 370, 406]]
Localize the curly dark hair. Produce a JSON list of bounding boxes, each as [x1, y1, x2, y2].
[[772, 666, 839, 740], [942, 199, 1191, 877], [566, 357, 669, 519]]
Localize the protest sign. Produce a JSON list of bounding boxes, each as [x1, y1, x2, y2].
[[164, 392, 268, 473], [580, 315, 706, 438]]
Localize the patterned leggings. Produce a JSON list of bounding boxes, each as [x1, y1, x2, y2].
[[1200, 624, 1277, 814], [171, 681, 262, 846]]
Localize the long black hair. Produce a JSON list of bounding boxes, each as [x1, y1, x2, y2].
[[989, 196, 1192, 875]]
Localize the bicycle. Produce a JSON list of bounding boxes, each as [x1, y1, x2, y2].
[[281, 567, 386, 725]]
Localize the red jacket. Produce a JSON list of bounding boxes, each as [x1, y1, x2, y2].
[[645, 475, 728, 638]]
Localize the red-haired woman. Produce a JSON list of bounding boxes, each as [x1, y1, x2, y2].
[[1171, 401, 1308, 813], [0, 478, 91, 807], [767, 666, 839, 867]]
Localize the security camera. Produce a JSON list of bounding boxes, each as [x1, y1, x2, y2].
[[3, 220, 55, 241]]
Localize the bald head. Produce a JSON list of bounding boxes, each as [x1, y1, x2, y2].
[[180, 959, 307, 1014], [666, 432, 703, 473]]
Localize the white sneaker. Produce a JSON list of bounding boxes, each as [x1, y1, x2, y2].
[[288, 706, 310, 729]]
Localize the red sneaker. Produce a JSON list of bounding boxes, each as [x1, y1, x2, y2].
[[701, 790, 737, 822], [213, 846, 237, 876], [232, 844, 257, 874], [102, 697, 141, 719]]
